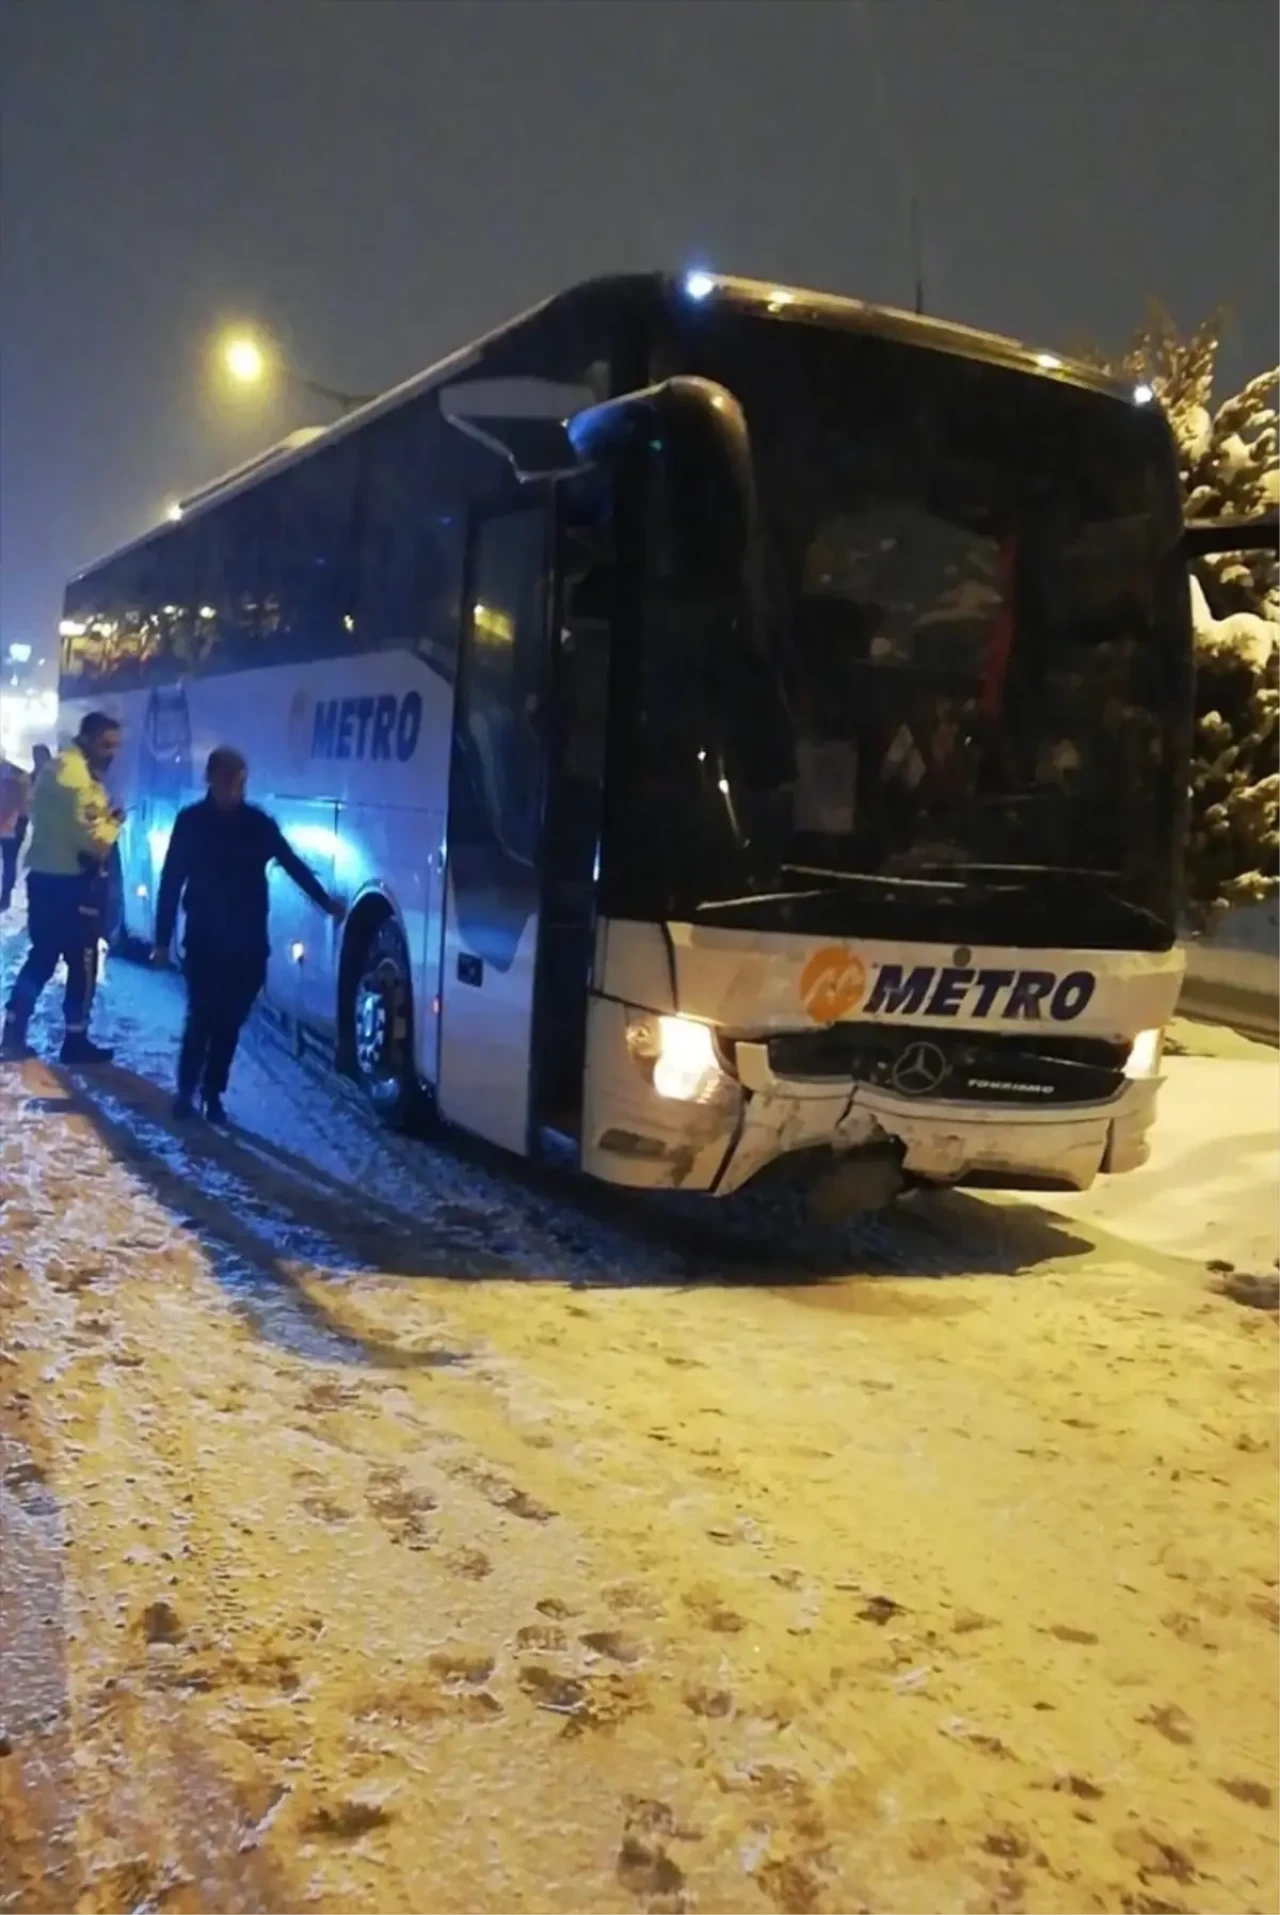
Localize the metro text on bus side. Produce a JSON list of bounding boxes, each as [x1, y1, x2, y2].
[[57, 270, 1278, 1211]]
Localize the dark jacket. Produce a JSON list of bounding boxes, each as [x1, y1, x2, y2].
[[156, 797, 330, 964]]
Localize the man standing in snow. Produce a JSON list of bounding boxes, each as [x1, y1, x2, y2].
[[154, 746, 345, 1123], [2, 712, 123, 1063]]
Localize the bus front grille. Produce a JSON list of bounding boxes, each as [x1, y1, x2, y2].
[[763, 1025, 1129, 1107]]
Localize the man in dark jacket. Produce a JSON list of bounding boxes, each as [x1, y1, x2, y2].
[[154, 746, 345, 1122]]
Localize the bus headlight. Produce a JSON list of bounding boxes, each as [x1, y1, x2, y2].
[[626, 1012, 730, 1104], [1123, 1027, 1164, 1079]]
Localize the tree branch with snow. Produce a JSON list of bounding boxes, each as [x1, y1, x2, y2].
[[1085, 306, 1278, 930]]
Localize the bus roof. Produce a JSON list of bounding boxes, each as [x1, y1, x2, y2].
[[71, 270, 1139, 581]]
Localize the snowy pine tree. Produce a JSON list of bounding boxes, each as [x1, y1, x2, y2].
[[1086, 307, 1278, 929]]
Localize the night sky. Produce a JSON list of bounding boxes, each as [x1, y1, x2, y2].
[[2, 0, 1276, 673]]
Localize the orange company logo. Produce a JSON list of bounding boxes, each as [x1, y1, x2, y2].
[[799, 945, 868, 1027]]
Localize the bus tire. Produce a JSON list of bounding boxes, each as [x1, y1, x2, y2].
[[349, 914, 421, 1130]]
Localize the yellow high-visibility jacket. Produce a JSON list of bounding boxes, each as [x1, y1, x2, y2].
[[24, 744, 120, 877]]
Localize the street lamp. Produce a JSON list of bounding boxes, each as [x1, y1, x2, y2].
[[224, 335, 266, 384], [217, 327, 372, 417]]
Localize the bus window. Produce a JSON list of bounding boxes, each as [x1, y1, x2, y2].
[[60, 578, 110, 687], [356, 399, 464, 669], [448, 506, 548, 969], [259, 441, 359, 665]]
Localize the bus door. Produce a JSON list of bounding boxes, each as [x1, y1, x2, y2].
[[436, 501, 552, 1153], [527, 478, 614, 1152]]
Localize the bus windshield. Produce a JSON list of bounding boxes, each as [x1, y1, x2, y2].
[[607, 304, 1191, 951]]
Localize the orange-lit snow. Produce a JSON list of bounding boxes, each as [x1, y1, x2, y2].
[[2, 955, 1276, 1913]]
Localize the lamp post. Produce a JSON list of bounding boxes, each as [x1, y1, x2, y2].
[[218, 329, 372, 417]]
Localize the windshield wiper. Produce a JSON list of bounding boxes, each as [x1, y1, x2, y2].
[[889, 861, 1124, 881], [780, 863, 970, 893], [694, 888, 832, 915], [694, 870, 993, 921], [894, 862, 1169, 930]]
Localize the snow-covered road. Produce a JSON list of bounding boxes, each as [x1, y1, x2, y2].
[[2, 940, 1276, 1914]]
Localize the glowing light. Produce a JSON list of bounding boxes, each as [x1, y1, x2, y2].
[[199, 605, 216, 620], [473, 601, 514, 643], [625, 1011, 731, 1104], [1036, 353, 1063, 371], [1124, 1027, 1164, 1079], [718, 777, 730, 795], [290, 941, 306, 964], [135, 883, 149, 899], [342, 614, 355, 633], [224, 335, 266, 383], [287, 822, 343, 861], [7, 643, 32, 662], [767, 288, 794, 311], [0, 682, 58, 763], [166, 502, 183, 522], [653, 1016, 723, 1102], [1133, 383, 1155, 407], [59, 618, 87, 638], [684, 270, 715, 302]]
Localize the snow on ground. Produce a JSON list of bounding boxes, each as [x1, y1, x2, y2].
[[1, 926, 1277, 1915]]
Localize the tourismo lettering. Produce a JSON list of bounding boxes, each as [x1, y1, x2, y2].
[[864, 964, 1096, 1023], [311, 691, 423, 763]]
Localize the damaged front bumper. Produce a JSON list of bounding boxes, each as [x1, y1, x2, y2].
[[580, 1000, 1160, 1197]]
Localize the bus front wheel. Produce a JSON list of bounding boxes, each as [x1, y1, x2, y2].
[[349, 916, 420, 1129]]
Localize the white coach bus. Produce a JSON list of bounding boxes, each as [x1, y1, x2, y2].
[[55, 271, 1265, 1205]]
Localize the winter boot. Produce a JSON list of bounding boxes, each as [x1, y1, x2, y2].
[[202, 1093, 228, 1126], [1, 1018, 34, 1060], [173, 1092, 196, 1119], [60, 1033, 115, 1066]]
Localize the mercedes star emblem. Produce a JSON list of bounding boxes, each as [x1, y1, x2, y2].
[[890, 1039, 949, 1096]]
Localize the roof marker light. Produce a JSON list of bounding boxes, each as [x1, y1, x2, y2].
[[1036, 352, 1063, 371], [684, 270, 715, 302], [1133, 383, 1155, 406]]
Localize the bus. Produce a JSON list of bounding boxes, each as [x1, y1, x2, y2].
[[55, 270, 1245, 1207]]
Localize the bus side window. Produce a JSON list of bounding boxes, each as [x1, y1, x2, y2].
[[261, 446, 359, 666], [166, 518, 210, 674], [192, 498, 258, 672], [60, 578, 108, 687], [455, 510, 547, 878], [356, 400, 463, 669]]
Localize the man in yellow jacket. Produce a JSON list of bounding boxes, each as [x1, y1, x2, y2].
[[2, 711, 123, 1064]]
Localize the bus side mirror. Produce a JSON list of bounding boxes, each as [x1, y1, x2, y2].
[[440, 375, 602, 481], [569, 376, 757, 594], [573, 379, 792, 796]]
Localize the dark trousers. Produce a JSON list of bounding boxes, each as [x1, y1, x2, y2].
[[178, 953, 265, 1099], [5, 871, 101, 1036], [0, 832, 21, 910]]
